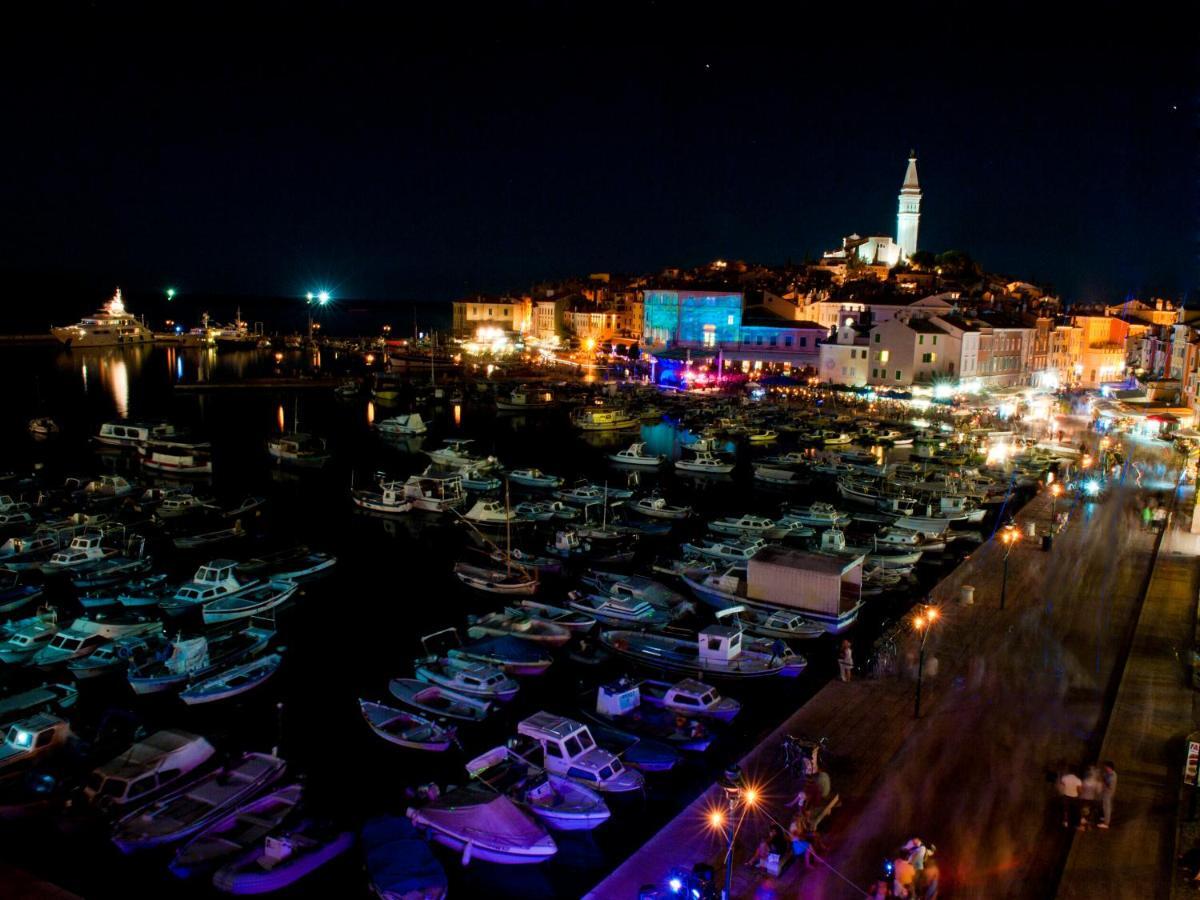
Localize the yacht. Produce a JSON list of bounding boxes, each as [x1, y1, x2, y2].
[[52, 288, 154, 348], [496, 387, 556, 412], [675, 451, 734, 475], [139, 440, 213, 476], [97, 420, 179, 449], [570, 405, 638, 432], [609, 443, 666, 467]]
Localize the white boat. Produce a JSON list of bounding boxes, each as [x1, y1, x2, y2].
[[609, 443, 665, 467], [753, 466, 804, 486], [516, 713, 644, 793], [67, 632, 168, 680], [554, 482, 634, 504], [85, 730, 216, 808], [170, 783, 305, 878], [179, 653, 283, 705], [158, 494, 215, 518], [139, 440, 213, 476], [414, 657, 520, 703], [426, 440, 500, 472], [566, 592, 671, 628], [570, 405, 638, 432], [581, 571, 692, 614], [819, 529, 922, 569], [784, 502, 852, 528], [599, 624, 805, 679], [708, 515, 810, 540], [720, 604, 825, 642], [682, 537, 766, 563], [389, 678, 493, 722], [0, 714, 71, 778], [202, 581, 297, 625], [360, 700, 457, 752], [466, 745, 610, 833], [759, 451, 809, 468], [0, 609, 61, 664], [497, 388, 555, 412], [637, 678, 741, 723], [460, 468, 502, 491], [267, 433, 330, 468], [746, 429, 778, 443], [112, 752, 286, 853], [631, 496, 692, 520], [453, 560, 538, 595], [159, 560, 262, 617], [508, 469, 562, 489], [463, 499, 517, 526], [401, 474, 465, 512], [513, 600, 597, 634], [52, 288, 154, 348], [675, 451, 734, 475], [467, 611, 570, 647], [96, 420, 178, 449], [408, 785, 557, 864], [127, 624, 273, 695], [375, 413, 427, 435], [352, 483, 412, 515], [31, 612, 160, 668]]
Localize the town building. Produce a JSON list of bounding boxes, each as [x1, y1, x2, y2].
[[822, 151, 921, 270], [451, 296, 531, 337], [1074, 315, 1130, 387], [818, 319, 872, 386]]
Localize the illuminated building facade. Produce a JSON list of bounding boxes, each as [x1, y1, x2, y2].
[[642, 289, 743, 349]]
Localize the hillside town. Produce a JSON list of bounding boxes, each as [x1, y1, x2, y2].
[[451, 154, 1196, 435]]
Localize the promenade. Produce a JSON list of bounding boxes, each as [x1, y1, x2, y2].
[[588, 483, 1162, 899]]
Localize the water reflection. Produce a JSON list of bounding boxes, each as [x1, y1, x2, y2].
[[367, 401, 376, 426], [453, 404, 462, 427], [103, 357, 130, 418], [277, 403, 286, 432]]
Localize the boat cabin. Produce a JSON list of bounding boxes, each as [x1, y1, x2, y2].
[[172, 560, 244, 604], [85, 730, 214, 806], [83, 475, 135, 497], [0, 714, 70, 770], [698, 625, 744, 663], [517, 712, 641, 791], [98, 421, 176, 446], [595, 680, 642, 716], [48, 533, 109, 565], [651, 678, 726, 714]]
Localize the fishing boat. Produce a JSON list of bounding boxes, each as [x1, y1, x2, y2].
[[352, 483, 413, 515], [202, 581, 297, 625], [675, 451, 734, 475], [496, 387, 555, 412], [180, 653, 283, 705], [360, 700, 457, 751], [170, 783, 305, 878], [631, 496, 692, 520], [388, 678, 492, 723], [139, 440, 214, 476], [159, 560, 262, 617], [637, 677, 741, 723], [408, 784, 557, 865], [609, 443, 665, 467], [375, 413, 427, 435], [31, 611, 160, 668], [681, 537, 766, 563], [513, 600, 596, 633], [401, 474, 465, 512], [460, 469, 502, 491], [128, 623, 273, 695], [267, 433, 330, 468], [67, 632, 169, 680], [172, 522, 247, 551], [508, 469, 562, 489], [570, 405, 637, 432], [85, 730, 216, 809], [236, 547, 337, 581], [582, 680, 715, 753], [414, 657, 520, 703], [0, 609, 61, 665], [112, 752, 286, 853], [362, 816, 448, 899], [599, 624, 805, 679], [466, 746, 610, 832], [566, 592, 672, 628], [708, 515, 811, 541], [462, 499, 517, 526], [516, 713, 644, 793], [40, 532, 118, 575], [467, 610, 570, 647], [784, 502, 851, 528], [211, 819, 355, 893]]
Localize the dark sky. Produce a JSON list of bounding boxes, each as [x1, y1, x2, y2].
[[2, 15, 1195, 305]]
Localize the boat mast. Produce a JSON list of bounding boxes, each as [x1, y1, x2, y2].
[[504, 478, 512, 576]]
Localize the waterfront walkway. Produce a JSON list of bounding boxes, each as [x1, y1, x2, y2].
[[1058, 505, 1200, 900], [587, 486, 1162, 899]]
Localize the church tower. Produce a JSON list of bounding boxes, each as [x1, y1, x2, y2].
[[896, 150, 921, 262]]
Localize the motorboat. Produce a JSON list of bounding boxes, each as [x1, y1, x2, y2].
[[170, 783, 305, 878], [508, 469, 562, 489], [448, 635, 553, 677], [360, 700, 457, 751], [180, 653, 283, 705], [746, 429, 778, 443], [460, 469, 502, 491], [0, 609, 61, 665], [112, 752, 286, 853], [462, 499, 517, 526], [157, 494, 215, 518], [80, 475, 138, 501], [784, 502, 851, 528], [554, 482, 634, 504], [0, 535, 58, 565], [361, 816, 448, 899], [352, 483, 412, 515], [636, 678, 741, 723], [0, 714, 71, 778], [171, 522, 247, 551], [375, 413, 427, 435], [609, 443, 665, 467], [453, 561, 538, 595], [31, 611, 160, 668], [389, 678, 492, 723], [753, 466, 805, 486], [566, 592, 671, 628], [111, 574, 173, 608], [401, 474, 465, 512], [0, 571, 43, 616], [211, 819, 355, 892], [267, 433, 330, 468], [581, 571, 692, 613], [513, 500, 574, 522], [40, 532, 118, 575], [721, 604, 824, 642], [127, 623, 273, 695], [513, 600, 596, 633], [0, 682, 78, 724], [758, 451, 810, 468], [426, 439, 500, 472], [681, 537, 766, 563], [466, 746, 610, 833], [675, 451, 734, 475], [598, 625, 805, 679], [53, 288, 154, 348], [583, 680, 715, 753], [408, 784, 557, 864], [488, 547, 562, 574], [236, 547, 337, 581], [201, 581, 297, 625], [708, 515, 811, 541], [516, 713, 644, 793], [158, 560, 261, 617], [467, 611, 570, 647], [414, 657, 519, 703], [497, 388, 555, 412], [631, 496, 692, 520], [69, 550, 153, 590], [570, 405, 637, 432], [139, 440, 214, 476], [67, 632, 169, 680], [85, 730, 215, 809], [819, 528, 921, 569]]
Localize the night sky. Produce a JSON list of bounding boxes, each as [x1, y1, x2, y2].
[[2, 17, 1195, 307]]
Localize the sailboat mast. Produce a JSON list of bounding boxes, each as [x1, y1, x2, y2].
[[504, 479, 512, 576]]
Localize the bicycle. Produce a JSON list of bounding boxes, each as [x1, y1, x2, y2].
[[779, 733, 831, 779]]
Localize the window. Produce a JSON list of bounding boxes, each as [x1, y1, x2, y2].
[[921, 353, 935, 363], [727, 315, 735, 325], [35, 730, 54, 748], [798, 337, 806, 347], [785, 336, 793, 347], [932, 335, 938, 345], [769, 336, 777, 347], [895, 370, 902, 380], [756, 336, 763, 346], [874, 334, 881, 343], [919, 335, 924, 345], [872, 368, 878, 378], [487, 308, 493, 316], [545, 742, 563, 758], [879, 350, 890, 363]]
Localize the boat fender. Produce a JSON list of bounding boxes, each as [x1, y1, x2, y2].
[[462, 840, 473, 865]]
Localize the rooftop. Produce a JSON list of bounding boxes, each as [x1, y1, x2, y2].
[[751, 546, 859, 575]]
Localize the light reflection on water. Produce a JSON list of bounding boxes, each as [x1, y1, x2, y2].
[[453, 403, 462, 427], [366, 401, 375, 426], [277, 403, 286, 432]]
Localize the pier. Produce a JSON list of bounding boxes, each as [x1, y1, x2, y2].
[[588, 484, 1177, 898]]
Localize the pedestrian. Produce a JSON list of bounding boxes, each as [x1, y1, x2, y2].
[[919, 852, 940, 899], [839, 639, 854, 682], [866, 880, 891, 900], [1099, 760, 1117, 829], [892, 853, 916, 898], [1079, 765, 1102, 830], [788, 814, 815, 869], [903, 837, 927, 870], [1057, 765, 1081, 828], [1142, 505, 1152, 531]]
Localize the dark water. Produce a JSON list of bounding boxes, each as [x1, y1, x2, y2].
[[0, 344, 974, 899]]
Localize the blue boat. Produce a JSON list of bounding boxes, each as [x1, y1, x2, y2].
[[448, 635, 552, 677], [362, 815, 447, 900]]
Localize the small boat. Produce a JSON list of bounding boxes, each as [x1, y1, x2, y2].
[[139, 440, 214, 476], [236, 547, 337, 581], [516, 713, 645, 792], [401, 474, 466, 513], [96, 419, 178, 449], [180, 653, 283, 705], [758, 451, 810, 468], [708, 515, 810, 540], [599, 624, 805, 679], [460, 469, 502, 491], [425, 439, 500, 472], [173, 522, 248, 551], [112, 752, 287, 853], [157, 494, 215, 518], [0, 714, 72, 779], [85, 730, 215, 809], [449, 635, 553, 677], [785, 502, 851, 528], [488, 547, 562, 574], [110, 574, 172, 608], [170, 783, 305, 878], [375, 413, 427, 435], [675, 451, 734, 475], [67, 632, 169, 680], [508, 469, 562, 489], [362, 815, 448, 900], [497, 388, 555, 412], [570, 405, 638, 432], [583, 680, 715, 753], [31, 611, 160, 668], [69, 552, 154, 590], [408, 784, 556, 865], [389, 678, 492, 722], [637, 677, 741, 723], [453, 561, 538, 595], [40, 532, 118, 575], [631, 496, 692, 520], [79, 474, 139, 501], [554, 482, 634, 504], [202, 581, 297, 625], [512, 501, 560, 522], [462, 499, 517, 526], [128, 624, 273, 695], [0, 535, 58, 565], [28, 417, 59, 437], [0, 609, 61, 665], [682, 537, 766, 563], [753, 466, 805, 486], [609, 443, 665, 467], [267, 433, 331, 468], [566, 592, 672, 628], [352, 484, 412, 515], [467, 610, 570, 646], [211, 819, 355, 893], [0, 572, 43, 616], [0, 682, 78, 722], [361, 699, 457, 751], [218, 496, 267, 520], [513, 600, 596, 633], [746, 429, 778, 443], [466, 746, 610, 833], [724, 605, 825, 642], [414, 657, 519, 703]]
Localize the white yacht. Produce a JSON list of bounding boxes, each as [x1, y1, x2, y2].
[[52, 288, 154, 348]]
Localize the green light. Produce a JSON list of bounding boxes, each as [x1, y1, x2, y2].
[[306, 292, 314, 302], [166, 288, 176, 300], [317, 291, 330, 305]]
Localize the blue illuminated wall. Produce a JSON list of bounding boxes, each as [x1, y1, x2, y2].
[[643, 290, 743, 348]]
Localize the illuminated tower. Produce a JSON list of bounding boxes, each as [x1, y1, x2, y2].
[[896, 150, 921, 262]]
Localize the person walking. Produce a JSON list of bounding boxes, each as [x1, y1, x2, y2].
[[1057, 765, 1081, 828], [919, 853, 940, 899], [838, 640, 854, 682], [1099, 761, 1117, 829], [1079, 765, 1103, 830]]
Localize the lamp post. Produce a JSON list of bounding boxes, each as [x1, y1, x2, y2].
[[999, 524, 1019, 610], [305, 291, 330, 344], [709, 767, 759, 900], [1049, 483, 1063, 530], [912, 605, 938, 718]]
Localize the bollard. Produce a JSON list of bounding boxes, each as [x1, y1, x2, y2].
[[960, 584, 975, 605]]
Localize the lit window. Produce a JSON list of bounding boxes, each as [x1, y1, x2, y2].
[[727, 315, 735, 326], [879, 350, 890, 363]]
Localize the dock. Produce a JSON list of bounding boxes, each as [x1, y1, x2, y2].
[[587, 484, 1169, 898]]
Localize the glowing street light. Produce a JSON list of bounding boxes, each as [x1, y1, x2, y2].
[[999, 524, 1020, 610], [165, 287, 176, 301], [1050, 482, 1063, 528], [709, 766, 760, 900], [912, 604, 939, 718]]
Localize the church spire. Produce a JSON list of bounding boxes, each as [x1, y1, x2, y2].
[[896, 150, 921, 261], [901, 151, 920, 192]]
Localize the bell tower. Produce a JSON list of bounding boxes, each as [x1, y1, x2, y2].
[[896, 150, 921, 262]]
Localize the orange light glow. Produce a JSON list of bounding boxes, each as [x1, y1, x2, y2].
[[743, 787, 759, 807], [277, 403, 285, 433], [708, 809, 725, 830]]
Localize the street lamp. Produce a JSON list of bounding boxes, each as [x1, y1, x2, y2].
[[305, 290, 331, 343], [1049, 483, 1063, 529], [912, 605, 938, 718], [165, 287, 176, 301], [999, 524, 1020, 610], [708, 766, 760, 900]]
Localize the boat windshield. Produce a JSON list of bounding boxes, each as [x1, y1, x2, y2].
[[98, 776, 129, 798], [577, 731, 594, 751]]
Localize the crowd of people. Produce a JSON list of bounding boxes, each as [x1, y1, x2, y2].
[[1056, 761, 1118, 830]]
